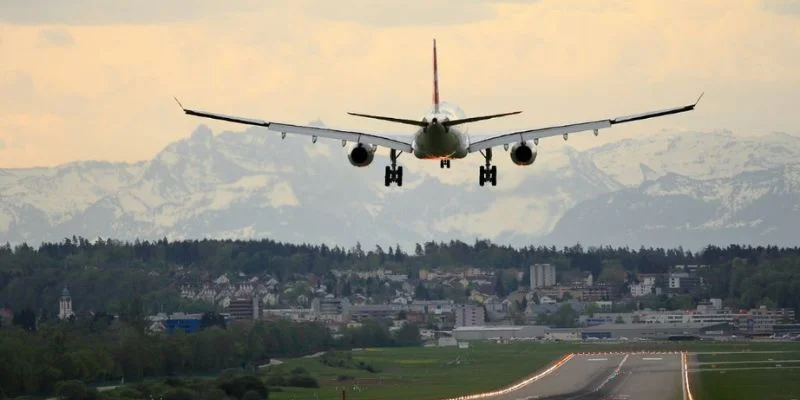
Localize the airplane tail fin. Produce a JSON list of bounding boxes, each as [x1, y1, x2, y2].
[[433, 38, 440, 114]]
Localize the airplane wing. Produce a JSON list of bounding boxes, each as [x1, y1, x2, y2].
[[175, 99, 413, 152], [467, 94, 703, 153]]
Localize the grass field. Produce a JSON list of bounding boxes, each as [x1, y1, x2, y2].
[[266, 341, 800, 400], [267, 343, 570, 400], [689, 342, 800, 400], [93, 340, 800, 400]]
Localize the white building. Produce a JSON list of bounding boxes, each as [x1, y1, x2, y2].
[[455, 305, 485, 327], [530, 264, 556, 289], [58, 287, 74, 320]]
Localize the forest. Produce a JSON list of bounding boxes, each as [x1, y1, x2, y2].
[[0, 302, 421, 398], [1, 237, 800, 318]]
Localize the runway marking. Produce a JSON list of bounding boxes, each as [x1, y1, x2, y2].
[[682, 352, 695, 400], [588, 358, 608, 361], [595, 353, 629, 392], [440, 353, 575, 400], [642, 357, 663, 361]]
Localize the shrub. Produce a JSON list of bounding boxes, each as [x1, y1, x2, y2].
[[162, 388, 195, 400], [54, 380, 87, 400], [218, 375, 268, 400], [242, 390, 263, 400], [286, 374, 319, 388]]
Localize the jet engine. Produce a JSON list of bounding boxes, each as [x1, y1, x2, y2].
[[509, 141, 537, 166], [347, 143, 377, 167]]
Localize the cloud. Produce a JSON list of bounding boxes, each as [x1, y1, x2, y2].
[[762, 0, 800, 15], [301, 0, 498, 26], [0, 1, 264, 25], [37, 29, 74, 47]]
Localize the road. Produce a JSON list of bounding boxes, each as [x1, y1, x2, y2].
[[488, 353, 684, 400]]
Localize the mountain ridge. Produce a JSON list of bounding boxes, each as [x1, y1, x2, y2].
[[0, 125, 798, 250]]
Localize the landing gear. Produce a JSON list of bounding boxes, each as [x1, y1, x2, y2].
[[440, 159, 451, 169], [478, 148, 497, 186], [385, 149, 403, 187]]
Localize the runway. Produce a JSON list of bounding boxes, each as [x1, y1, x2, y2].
[[486, 352, 685, 400]]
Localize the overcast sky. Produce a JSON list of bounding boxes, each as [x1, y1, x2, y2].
[[0, 0, 798, 168]]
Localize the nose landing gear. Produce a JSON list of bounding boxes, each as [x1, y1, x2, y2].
[[440, 159, 451, 169]]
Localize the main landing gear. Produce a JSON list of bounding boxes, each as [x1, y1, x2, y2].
[[479, 148, 497, 186], [440, 159, 451, 169], [385, 149, 403, 187]]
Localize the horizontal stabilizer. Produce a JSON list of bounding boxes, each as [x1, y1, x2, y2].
[[443, 111, 522, 127], [347, 112, 427, 127]]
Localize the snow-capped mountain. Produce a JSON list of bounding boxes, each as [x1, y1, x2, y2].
[[0, 124, 798, 250], [546, 165, 800, 248]]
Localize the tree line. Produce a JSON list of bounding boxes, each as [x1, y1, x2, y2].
[[0, 302, 421, 399], [1, 237, 800, 317]]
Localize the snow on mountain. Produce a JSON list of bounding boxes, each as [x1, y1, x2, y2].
[[0, 124, 798, 250], [546, 164, 800, 249], [586, 130, 800, 186]]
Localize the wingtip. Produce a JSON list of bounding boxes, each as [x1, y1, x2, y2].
[[694, 92, 705, 106], [174, 97, 185, 111]]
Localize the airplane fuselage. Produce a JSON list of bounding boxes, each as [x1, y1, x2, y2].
[[411, 109, 470, 159], [411, 122, 469, 159]]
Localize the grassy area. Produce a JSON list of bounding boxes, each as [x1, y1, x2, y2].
[[689, 344, 800, 400], [267, 343, 570, 400], [697, 352, 800, 363], [265, 341, 800, 400], [93, 340, 800, 400], [691, 369, 800, 400]]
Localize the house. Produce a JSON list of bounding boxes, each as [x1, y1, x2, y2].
[[539, 296, 557, 305]]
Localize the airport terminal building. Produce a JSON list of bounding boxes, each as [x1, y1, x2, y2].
[[453, 322, 739, 341]]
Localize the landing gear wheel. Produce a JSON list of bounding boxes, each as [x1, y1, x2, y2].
[[478, 148, 497, 186], [384, 149, 404, 187], [397, 166, 403, 186], [440, 159, 451, 169]]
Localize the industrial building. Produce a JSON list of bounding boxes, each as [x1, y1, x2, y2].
[[453, 322, 740, 342], [530, 264, 556, 289]]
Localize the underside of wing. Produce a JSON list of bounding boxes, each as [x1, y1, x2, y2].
[[467, 94, 702, 153], [176, 99, 413, 152]]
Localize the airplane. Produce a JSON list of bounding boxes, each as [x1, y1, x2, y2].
[[175, 39, 702, 187]]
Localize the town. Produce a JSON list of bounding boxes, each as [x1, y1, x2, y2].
[[122, 262, 799, 343]]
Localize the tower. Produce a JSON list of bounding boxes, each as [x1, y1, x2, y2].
[[59, 287, 74, 320]]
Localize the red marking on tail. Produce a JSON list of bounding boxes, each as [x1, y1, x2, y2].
[[433, 39, 440, 114]]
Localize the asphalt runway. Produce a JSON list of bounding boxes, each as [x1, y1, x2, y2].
[[487, 353, 684, 400]]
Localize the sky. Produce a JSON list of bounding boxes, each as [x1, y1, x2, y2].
[[0, 0, 799, 168]]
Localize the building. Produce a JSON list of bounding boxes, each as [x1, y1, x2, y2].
[[530, 264, 556, 289], [164, 313, 204, 334], [630, 282, 655, 297], [668, 273, 703, 292], [453, 325, 547, 341], [455, 305, 485, 327], [409, 300, 454, 315], [311, 297, 351, 322], [349, 304, 406, 321], [228, 296, 259, 320], [58, 287, 74, 320], [262, 308, 316, 322]]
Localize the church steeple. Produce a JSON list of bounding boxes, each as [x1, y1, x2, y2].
[[59, 286, 74, 320]]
